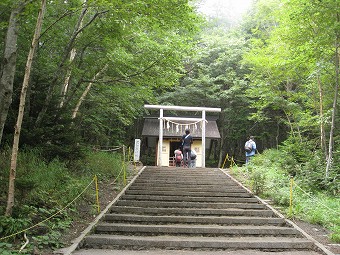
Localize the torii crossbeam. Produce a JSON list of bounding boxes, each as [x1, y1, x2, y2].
[[144, 104, 221, 167]]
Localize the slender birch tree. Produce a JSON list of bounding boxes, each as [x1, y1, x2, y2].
[[6, 0, 47, 216], [72, 64, 108, 119]]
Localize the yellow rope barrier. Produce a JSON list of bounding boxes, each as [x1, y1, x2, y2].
[[289, 176, 294, 215], [221, 154, 239, 169], [94, 175, 100, 214], [222, 153, 228, 169], [123, 163, 127, 186], [288, 177, 339, 217], [1, 145, 132, 245], [0, 177, 96, 241], [231, 156, 235, 168], [293, 182, 340, 215]]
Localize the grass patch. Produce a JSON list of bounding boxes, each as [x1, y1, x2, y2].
[[230, 149, 340, 243], [0, 147, 128, 254]]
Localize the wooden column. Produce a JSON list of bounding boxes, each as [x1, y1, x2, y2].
[[158, 108, 163, 167], [202, 110, 206, 168]]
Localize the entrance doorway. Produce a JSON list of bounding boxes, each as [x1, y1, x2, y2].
[[170, 141, 182, 155], [170, 140, 182, 167]]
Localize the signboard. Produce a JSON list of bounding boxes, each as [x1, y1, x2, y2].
[[134, 139, 141, 162]]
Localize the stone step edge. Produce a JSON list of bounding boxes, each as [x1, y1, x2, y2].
[[121, 196, 258, 202], [103, 214, 285, 226], [116, 201, 266, 209], [94, 222, 300, 236], [110, 206, 274, 216], [83, 234, 314, 250]]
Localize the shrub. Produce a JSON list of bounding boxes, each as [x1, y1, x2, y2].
[[0, 147, 127, 252], [232, 148, 340, 243]]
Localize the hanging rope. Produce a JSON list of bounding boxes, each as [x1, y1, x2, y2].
[[160, 118, 208, 134]]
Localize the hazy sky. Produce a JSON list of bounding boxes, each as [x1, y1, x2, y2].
[[197, 0, 254, 22]]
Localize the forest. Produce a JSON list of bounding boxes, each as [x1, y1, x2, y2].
[[0, 0, 339, 254]]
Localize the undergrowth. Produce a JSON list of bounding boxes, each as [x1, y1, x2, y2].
[[0, 147, 128, 254], [230, 148, 340, 243]]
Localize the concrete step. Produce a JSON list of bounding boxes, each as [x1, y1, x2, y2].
[[124, 190, 252, 197], [138, 174, 227, 177], [71, 249, 323, 255], [132, 182, 237, 187], [115, 200, 266, 209], [83, 234, 314, 250], [128, 185, 243, 191], [109, 206, 275, 217], [137, 175, 226, 180], [129, 183, 243, 188], [138, 176, 228, 180], [120, 194, 259, 203], [63, 167, 326, 255], [94, 223, 301, 237], [102, 214, 285, 226]]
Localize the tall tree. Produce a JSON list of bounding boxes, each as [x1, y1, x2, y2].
[[0, 0, 202, 156], [160, 25, 254, 165], [0, 0, 31, 146], [243, 0, 340, 178], [6, 0, 46, 216]]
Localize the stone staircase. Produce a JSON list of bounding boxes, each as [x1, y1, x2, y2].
[[69, 167, 328, 254]]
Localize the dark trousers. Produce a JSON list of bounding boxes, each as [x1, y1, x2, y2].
[[183, 147, 191, 167]]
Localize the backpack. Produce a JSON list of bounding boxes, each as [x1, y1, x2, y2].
[[244, 141, 252, 152], [190, 150, 197, 160]]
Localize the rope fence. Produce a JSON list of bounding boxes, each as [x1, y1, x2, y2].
[[289, 177, 340, 216], [0, 176, 96, 241], [221, 153, 238, 169], [1, 144, 135, 252], [221, 154, 338, 219]]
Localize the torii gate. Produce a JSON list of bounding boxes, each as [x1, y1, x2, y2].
[[144, 105, 221, 168]]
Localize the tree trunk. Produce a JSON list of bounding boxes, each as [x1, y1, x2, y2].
[[5, 0, 46, 216], [317, 74, 327, 158], [72, 64, 108, 119], [59, 48, 77, 108], [325, 19, 340, 178], [0, 3, 27, 146], [35, 6, 90, 127]]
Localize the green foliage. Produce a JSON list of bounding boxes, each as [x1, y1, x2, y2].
[[0, 147, 126, 252], [249, 167, 266, 195], [241, 0, 340, 176], [0, 242, 26, 255], [232, 148, 340, 242], [1, 0, 203, 157], [0, 207, 72, 253], [0, 216, 31, 240], [81, 151, 123, 179]]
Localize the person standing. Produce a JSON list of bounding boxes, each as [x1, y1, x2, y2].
[[245, 136, 256, 164], [190, 149, 197, 168], [182, 129, 193, 167], [174, 147, 183, 167]]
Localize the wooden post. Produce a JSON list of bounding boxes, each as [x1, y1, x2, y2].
[[158, 108, 163, 167], [202, 110, 206, 168]]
